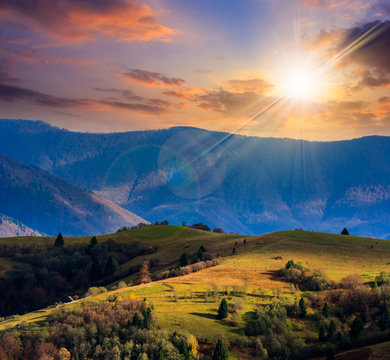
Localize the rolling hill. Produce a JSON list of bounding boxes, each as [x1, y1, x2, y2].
[[1, 226, 390, 359], [0, 153, 146, 236], [1, 119, 390, 238]]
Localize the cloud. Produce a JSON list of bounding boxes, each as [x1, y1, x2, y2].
[[309, 20, 390, 91], [0, 58, 17, 83], [354, 67, 390, 89], [0, 0, 174, 43], [0, 83, 171, 115], [225, 78, 273, 92], [340, 20, 390, 72], [194, 89, 261, 114], [122, 69, 186, 87]]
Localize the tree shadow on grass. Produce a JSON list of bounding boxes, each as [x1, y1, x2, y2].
[[190, 312, 217, 320]]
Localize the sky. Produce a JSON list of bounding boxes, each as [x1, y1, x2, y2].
[[0, 0, 389, 140]]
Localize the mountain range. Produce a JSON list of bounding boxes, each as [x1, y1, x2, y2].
[[1, 119, 390, 238], [0, 152, 146, 236]]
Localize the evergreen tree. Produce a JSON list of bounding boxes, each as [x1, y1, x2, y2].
[[322, 302, 330, 318], [54, 232, 64, 248], [341, 228, 349, 235], [218, 298, 228, 320], [89, 261, 103, 281], [181, 340, 189, 360], [232, 247, 236, 255], [143, 308, 152, 329], [104, 256, 117, 277], [88, 236, 98, 250], [319, 324, 326, 343], [299, 297, 307, 318], [132, 312, 143, 328], [196, 245, 206, 261], [180, 253, 189, 267], [212, 339, 228, 360], [350, 316, 363, 340], [328, 320, 336, 340]]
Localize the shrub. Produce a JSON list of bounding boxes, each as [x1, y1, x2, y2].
[[245, 319, 267, 336], [340, 273, 363, 290]]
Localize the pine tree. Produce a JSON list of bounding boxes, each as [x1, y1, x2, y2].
[[319, 324, 326, 343], [89, 261, 103, 281], [54, 232, 64, 248], [218, 298, 228, 320], [328, 320, 336, 340], [196, 245, 206, 261], [341, 228, 349, 235], [132, 312, 143, 328], [350, 316, 363, 340], [212, 339, 228, 360], [180, 253, 189, 267], [322, 302, 330, 318], [181, 340, 189, 360], [299, 297, 307, 318], [88, 236, 98, 250], [104, 256, 117, 277]]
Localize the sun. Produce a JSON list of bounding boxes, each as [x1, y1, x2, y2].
[[283, 66, 320, 100]]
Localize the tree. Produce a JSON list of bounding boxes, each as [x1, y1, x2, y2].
[[143, 308, 152, 329], [328, 320, 336, 340], [341, 228, 349, 235], [104, 256, 117, 277], [232, 247, 236, 255], [89, 261, 103, 281], [88, 236, 98, 250], [180, 253, 189, 267], [57, 348, 71, 360], [350, 316, 364, 340], [322, 302, 330, 318], [138, 261, 151, 283], [196, 245, 206, 261], [218, 298, 228, 320], [213, 228, 224, 233], [212, 339, 228, 360], [340, 273, 363, 290], [299, 297, 307, 318], [319, 324, 326, 343], [54, 232, 64, 248], [132, 312, 143, 328]]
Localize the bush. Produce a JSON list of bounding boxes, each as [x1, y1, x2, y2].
[[245, 319, 267, 336], [340, 273, 363, 290]]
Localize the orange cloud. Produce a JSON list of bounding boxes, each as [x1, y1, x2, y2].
[[122, 69, 186, 87], [0, 0, 174, 43]]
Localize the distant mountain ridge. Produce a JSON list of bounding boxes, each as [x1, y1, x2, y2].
[[0, 214, 42, 237], [0, 153, 146, 236], [1, 119, 390, 238]]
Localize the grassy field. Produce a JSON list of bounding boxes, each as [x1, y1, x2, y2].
[[1, 227, 390, 358]]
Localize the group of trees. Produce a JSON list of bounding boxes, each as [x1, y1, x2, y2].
[[282, 260, 330, 291], [0, 297, 200, 360], [0, 236, 158, 316]]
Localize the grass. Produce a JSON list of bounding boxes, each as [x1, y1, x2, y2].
[[1, 227, 390, 356]]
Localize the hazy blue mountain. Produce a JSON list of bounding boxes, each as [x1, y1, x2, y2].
[[1, 119, 390, 238], [0, 152, 146, 236], [0, 214, 42, 237]]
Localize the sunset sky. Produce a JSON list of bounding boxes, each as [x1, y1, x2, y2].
[[0, 0, 389, 140]]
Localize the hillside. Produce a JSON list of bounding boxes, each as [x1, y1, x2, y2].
[[1, 227, 390, 359], [0, 214, 42, 237], [1, 120, 390, 238], [0, 153, 146, 236]]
